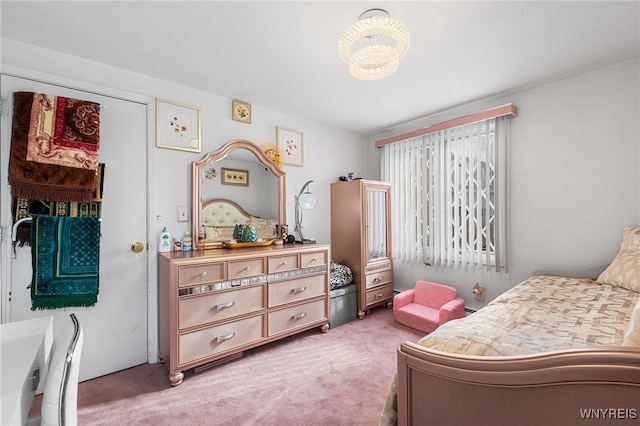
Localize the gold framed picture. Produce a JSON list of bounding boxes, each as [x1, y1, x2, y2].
[[156, 99, 201, 153], [221, 168, 249, 186], [232, 100, 251, 124]]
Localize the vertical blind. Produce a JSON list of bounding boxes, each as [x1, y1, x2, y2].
[[381, 116, 509, 271]]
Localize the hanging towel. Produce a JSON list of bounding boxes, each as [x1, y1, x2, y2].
[[9, 92, 99, 202], [31, 216, 101, 310]]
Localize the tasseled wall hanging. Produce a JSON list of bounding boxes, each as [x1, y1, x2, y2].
[[8, 91, 104, 310], [30, 216, 101, 310]]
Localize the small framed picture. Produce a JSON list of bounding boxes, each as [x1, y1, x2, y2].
[[232, 100, 251, 124], [221, 168, 249, 186], [156, 99, 201, 153], [276, 127, 304, 167]]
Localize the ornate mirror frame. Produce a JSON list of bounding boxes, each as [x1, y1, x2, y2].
[[192, 139, 286, 248]]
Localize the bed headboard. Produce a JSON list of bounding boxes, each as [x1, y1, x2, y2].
[[201, 199, 278, 240], [201, 199, 254, 227]]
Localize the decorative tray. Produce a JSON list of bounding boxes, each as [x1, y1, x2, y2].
[[222, 239, 276, 249]]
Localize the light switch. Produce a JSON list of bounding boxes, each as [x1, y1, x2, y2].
[[177, 206, 189, 222]]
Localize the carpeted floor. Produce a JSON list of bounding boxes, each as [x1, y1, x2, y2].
[[30, 306, 425, 425]]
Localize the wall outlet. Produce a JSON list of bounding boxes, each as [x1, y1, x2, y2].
[[177, 206, 189, 222]]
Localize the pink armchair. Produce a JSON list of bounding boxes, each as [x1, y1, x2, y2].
[[393, 280, 465, 333]]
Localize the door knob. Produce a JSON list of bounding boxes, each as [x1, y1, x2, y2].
[[131, 242, 145, 253]]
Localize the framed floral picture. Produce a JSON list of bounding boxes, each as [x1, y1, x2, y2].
[[232, 100, 251, 124], [156, 99, 201, 153], [276, 127, 304, 167]]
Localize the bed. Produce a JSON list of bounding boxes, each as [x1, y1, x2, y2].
[[383, 227, 640, 425], [200, 198, 278, 241]]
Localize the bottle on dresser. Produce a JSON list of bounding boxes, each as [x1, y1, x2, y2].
[[182, 231, 192, 252], [159, 227, 171, 252]]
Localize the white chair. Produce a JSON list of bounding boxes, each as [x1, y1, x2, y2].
[[27, 313, 84, 426]]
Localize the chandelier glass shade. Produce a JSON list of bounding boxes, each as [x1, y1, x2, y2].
[[338, 9, 410, 80]]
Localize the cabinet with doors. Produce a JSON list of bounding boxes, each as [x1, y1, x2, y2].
[[330, 180, 393, 319], [158, 244, 330, 386]]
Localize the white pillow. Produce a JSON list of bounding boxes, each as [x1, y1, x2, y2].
[[596, 227, 640, 293]]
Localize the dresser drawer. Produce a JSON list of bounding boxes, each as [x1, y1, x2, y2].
[[179, 314, 263, 365], [228, 258, 265, 279], [365, 269, 392, 289], [268, 254, 299, 273], [268, 299, 326, 336], [365, 284, 394, 306], [268, 275, 326, 308], [179, 285, 264, 329], [300, 251, 327, 268], [178, 263, 225, 288]]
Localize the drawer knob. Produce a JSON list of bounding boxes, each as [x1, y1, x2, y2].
[[292, 286, 307, 294], [215, 332, 236, 343], [309, 258, 317, 263], [293, 312, 307, 320], [199, 272, 207, 277], [215, 300, 236, 310]]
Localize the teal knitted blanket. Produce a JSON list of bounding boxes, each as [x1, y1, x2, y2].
[[31, 216, 101, 310]]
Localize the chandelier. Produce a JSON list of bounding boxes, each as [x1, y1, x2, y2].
[[338, 8, 410, 81]]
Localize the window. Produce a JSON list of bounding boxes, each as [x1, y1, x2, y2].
[[380, 111, 511, 271]]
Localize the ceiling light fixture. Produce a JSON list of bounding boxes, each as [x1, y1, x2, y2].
[[338, 8, 410, 81]]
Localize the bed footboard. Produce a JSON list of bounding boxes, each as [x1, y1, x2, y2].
[[397, 342, 640, 425]]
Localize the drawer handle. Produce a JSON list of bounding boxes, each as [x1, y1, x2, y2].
[[309, 258, 317, 263], [375, 292, 384, 298], [293, 312, 307, 320], [199, 272, 207, 278], [242, 266, 251, 272], [215, 300, 236, 310], [292, 286, 307, 294], [215, 332, 236, 343], [279, 261, 288, 267]]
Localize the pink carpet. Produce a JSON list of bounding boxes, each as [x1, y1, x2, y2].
[[30, 307, 424, 425]]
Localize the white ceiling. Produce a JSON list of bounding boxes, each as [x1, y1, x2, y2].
[[2, 1, 639, 135]]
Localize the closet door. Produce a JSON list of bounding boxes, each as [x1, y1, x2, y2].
[[0, 75, 148, 381]]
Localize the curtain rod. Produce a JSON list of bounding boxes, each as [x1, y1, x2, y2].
[[375, 103, 517, 147]]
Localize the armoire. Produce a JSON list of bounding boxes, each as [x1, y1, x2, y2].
[[330, 180, 393, 318]]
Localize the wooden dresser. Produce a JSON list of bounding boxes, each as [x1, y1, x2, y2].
[[330, 180, 393, 319], [158, 244, 330, 386]]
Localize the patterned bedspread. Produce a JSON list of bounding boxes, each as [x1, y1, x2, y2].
[[418, 275, 638, 356]]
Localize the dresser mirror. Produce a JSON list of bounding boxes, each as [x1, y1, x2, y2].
[[192, 139, 286, 248]]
